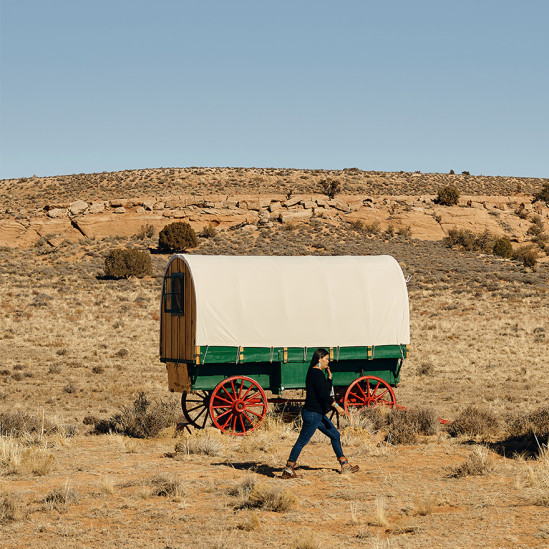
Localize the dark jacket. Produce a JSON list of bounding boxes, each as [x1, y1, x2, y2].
[[304, 367, 334, 415]]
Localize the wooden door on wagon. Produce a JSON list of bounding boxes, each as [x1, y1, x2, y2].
[[160, 256, 196, 365]]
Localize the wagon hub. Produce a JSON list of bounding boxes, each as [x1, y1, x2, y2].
[[233, 400, 246, 412]]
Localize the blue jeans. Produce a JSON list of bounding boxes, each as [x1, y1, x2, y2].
[[288, 408, 344, 462]]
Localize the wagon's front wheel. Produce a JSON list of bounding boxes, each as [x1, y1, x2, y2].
[[181, 391, 211, 429], [208, 376, 267, 435], [344, 376, 396, 414]]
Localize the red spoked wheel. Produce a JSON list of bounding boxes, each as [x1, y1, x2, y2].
[[181, 390, 211, 429], [344, 376, 396, 414], [208, 376, 267, 436]]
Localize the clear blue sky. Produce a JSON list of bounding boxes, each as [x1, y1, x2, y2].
[[1, 0, 548, 180]]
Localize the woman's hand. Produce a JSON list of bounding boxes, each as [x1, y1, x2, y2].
[[336, 406, 346, 416], [326, 366, 332, 380]]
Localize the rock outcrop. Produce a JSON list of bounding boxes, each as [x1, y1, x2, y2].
[[0, 192, 547, 249]]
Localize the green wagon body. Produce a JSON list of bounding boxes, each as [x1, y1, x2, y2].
[[184, 345, 407, 392]]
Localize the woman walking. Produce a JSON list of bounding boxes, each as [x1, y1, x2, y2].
[[282, 348, 359, 478]]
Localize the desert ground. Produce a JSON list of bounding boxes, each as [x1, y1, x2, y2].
[[0, 168, 548, 548]]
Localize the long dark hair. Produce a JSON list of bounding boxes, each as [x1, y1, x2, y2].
[[310, 348, 329, 368]]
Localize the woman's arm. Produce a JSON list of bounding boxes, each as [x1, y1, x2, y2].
[[326, 367, 345, 416]]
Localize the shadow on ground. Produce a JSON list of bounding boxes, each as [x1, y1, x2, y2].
[[212, 461, 337, 477]]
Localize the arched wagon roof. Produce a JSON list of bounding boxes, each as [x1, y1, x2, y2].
[[167, 254, 410, 348]]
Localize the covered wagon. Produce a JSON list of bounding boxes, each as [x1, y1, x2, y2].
[[160, 254, 410, 435]]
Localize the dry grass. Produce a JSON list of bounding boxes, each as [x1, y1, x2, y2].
[[43, 481, 78, 512], [519, 446, 549, 507], [370, 496, 390, 528], [149, 474, 184, 499], [174, 429, 225, 456], [234, 511, 261, 531], [451, 446, 495, 477], [411, 494, 439, 516], [0, 492, 26, 524], [289, 531, 321, 549], [0, 435, 55, 476], [238, 481, 297, 512]]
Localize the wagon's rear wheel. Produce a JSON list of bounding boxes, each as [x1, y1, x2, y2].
[[208, 376, 267, 435], [181, 390, 211, 429], [344, 376, 396, 414]]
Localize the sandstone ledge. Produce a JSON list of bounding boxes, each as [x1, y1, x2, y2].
[[0, 194, 547, 249]]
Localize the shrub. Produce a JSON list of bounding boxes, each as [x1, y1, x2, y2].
[[319, 179, 341, 199], [93, 392, 178, 438], [363, 220, 381, 235], [104, 248, 152, 279], [447, 406, 500, 439], [475, 230, 497, 253], [506, 407, 549, 439], [513, 245, 538, 268], [174, 430, 224, 456], [436, 185, 460, 206], [444, 228, 498, 254], [136, 224, 156, 239], [158, 222, 198, 252], [444, 228, 478, 251], [515, 204, 530, 219], [397, 225, 412, 239], [0, 411, 56, 436], [527, 215, 544, 237], [532, 182, 549, 207], [43, 484, 78, 512], [358, 407, 438, 444], [200, 225, 217, 238], [493, 238, 513, 258]]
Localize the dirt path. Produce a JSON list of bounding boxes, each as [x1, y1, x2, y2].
[[1, 429, 547, 548]]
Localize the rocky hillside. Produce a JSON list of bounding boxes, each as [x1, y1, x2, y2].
[[0, 168, 547, 250]]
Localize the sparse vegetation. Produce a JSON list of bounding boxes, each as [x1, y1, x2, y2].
[[532, 181, 549, 207]]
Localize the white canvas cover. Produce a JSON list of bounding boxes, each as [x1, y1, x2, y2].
[[169, 254, 410, 348]]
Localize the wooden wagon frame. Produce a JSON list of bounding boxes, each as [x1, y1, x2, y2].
[[160, 254, 410, 435]]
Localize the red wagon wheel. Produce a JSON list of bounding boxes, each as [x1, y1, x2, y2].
[[344, 375, 396, 414], [208, 376, 267, 435], [181, 390, 211, 429]]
